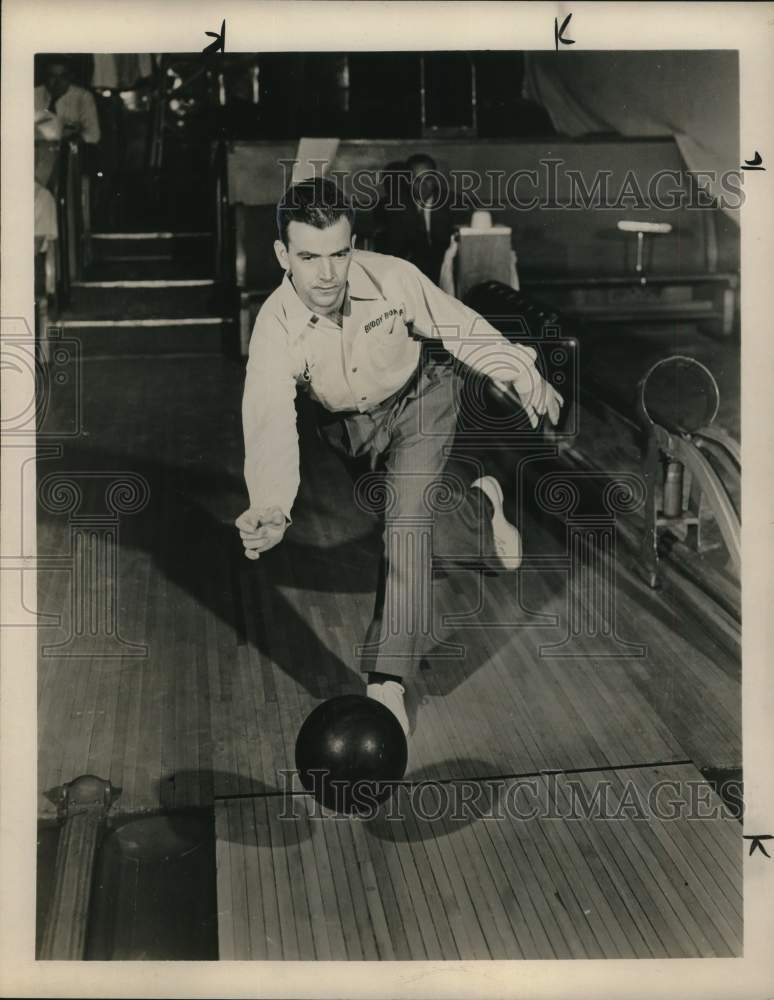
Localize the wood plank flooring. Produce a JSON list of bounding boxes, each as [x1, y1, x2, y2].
[[215, 762, 742, 960], [35, 354, 743, 960], [37, 356, 740, 818]]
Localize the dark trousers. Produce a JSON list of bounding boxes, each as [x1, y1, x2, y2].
[[317, 357, 497, 679]]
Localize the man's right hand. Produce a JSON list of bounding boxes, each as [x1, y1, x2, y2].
[[235, 506, 288, 560]]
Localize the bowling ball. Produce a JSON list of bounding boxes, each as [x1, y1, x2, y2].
[[295, 695, 408, 815]]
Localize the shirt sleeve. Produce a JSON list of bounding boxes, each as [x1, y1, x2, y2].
[[242, 311, 300, 520], [78, 89, 101, 144], [396, 260, 539, 393]]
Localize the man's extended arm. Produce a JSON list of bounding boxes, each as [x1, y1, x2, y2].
[[241, 315, 300, 523], [396, 260, 562, 425]]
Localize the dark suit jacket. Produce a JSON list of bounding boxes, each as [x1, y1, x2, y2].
[[376, 198, 454, 285]]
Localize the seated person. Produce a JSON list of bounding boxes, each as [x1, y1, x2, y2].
[[35, 180, 59, 364], [35, 181, 58, 253], [376, 153, 454, 285], [34, 56, 101, 146], [372, 159, 410, 243], [35, 103, 63, 191]]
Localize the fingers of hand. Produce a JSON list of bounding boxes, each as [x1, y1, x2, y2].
[[235, 510, 258, 532], [546, 386, 564, 425], [526, 370, 546, 408], [242, 526, 283, 552], [506, 370, 565, 427], [239, 526, 270, 542], [236, 507, 285, 533], [513, 386, 537, 426], [551, 386, 565, 424], [532, 377, 563, 414], [516, 372, 544, 418]]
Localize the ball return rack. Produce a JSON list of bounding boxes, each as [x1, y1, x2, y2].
[[636, 354, 740, 591]]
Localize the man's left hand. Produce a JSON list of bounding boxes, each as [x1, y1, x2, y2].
[[493, 370, 564, 428]]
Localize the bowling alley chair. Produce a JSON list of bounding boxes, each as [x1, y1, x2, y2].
[[440, 210, 520, 300]]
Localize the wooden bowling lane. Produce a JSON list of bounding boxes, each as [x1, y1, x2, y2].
[[36, 356, 739, 819], [215, 762, 742, 960]]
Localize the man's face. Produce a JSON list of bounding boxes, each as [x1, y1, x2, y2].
[[45, 63, 72, 101], [274, 217, 354, 316], [410, 162, 440, 205]]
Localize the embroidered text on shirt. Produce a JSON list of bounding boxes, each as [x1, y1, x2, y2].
[[364, 306, 405, 335]]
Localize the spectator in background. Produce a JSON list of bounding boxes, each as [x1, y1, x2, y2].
[[35, 180, 59, 366], [34, 56, 100, 145], [370, 160, 408, 252], [377, 153, 454, 285], [35, 181, 58, 253]]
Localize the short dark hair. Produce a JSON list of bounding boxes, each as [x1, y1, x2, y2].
[[43, 55, 71, 74], [406, 153, 437, 172], [276, 177, 355, 246]]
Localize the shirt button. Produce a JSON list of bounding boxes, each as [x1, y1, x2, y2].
[[352, 366, 358, 373], [361, 395, 367, 401]]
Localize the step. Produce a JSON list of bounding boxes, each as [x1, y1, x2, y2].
[[51, 318, 234, 356], [90, 230, 211, 239], [85, 257, 215, 281], [89, 232, 213, 260], [63, 283, 226, 321], [94, 206, 210, 234]]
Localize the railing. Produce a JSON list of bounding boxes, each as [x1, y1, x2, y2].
[[212, 134, 230, 285], [54, 138, 89, 304]]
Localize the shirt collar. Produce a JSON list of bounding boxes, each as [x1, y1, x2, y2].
[[279, 255, 380, 336], [279, 271, 317, 338]]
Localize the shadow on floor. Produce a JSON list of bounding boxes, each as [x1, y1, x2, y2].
[[37, 433, 567, 701]]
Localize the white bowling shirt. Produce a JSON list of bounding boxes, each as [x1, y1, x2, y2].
[[34, 84, 101, 144], [242, 250, 538, 519]]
